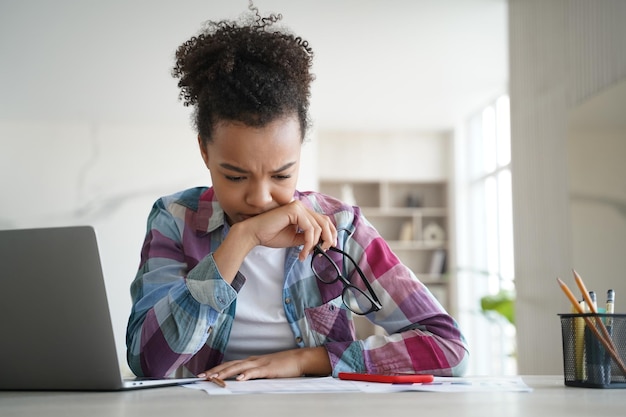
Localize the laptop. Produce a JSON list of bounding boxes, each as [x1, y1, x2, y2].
[[0, 225, 201, 391]]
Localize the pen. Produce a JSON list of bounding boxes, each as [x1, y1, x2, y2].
[[589, 291, 597, 312], [604, 289, 616, 382], [571, 271, 626, 378], [338, 372, 434, 383], [556, 277, 626, 377], [606, 289, 615, 315], [209, 376, 227, 388], [573, 270, 615, 347], [606, 289, 615, 329]]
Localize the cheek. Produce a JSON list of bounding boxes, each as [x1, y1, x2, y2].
[[211, 179, 239, 207], [273, 182, 298, 204]]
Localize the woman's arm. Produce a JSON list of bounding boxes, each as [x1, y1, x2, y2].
[[325, 210, 469, 377], [126, 197, 239, 377]]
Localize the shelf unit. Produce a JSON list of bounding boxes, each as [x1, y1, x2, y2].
[[318, 180, 452, 312]]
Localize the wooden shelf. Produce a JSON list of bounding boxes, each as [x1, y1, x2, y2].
[[318, 179, 453, 313]]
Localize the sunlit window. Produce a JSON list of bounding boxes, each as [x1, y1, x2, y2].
[[455, 95, 515, 375]]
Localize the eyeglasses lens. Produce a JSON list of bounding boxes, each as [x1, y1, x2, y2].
[[311, 247, 378, 315], [311, 250, 342, 283], [342, 286, 373, 315]]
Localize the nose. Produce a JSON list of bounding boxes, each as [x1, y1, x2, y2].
[[245, 180, 274, 209]]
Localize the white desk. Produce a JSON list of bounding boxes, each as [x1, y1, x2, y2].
[[1, 376, 624, 416]]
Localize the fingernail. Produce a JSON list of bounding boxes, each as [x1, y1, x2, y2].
[[197, 372, 206, 378]]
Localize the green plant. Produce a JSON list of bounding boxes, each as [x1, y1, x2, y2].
[[480, 290, 515, 325]]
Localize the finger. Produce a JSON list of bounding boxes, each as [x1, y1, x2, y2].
[[234, 362, 277, 381], [302, 211, 334, 252], [212, 357, 265, 381], [318, 217, 337, 250], [289, 211, 317, 261], [287, 202, 330, 260], [196, 359, 244, 378], [299, 221, 322, 261]]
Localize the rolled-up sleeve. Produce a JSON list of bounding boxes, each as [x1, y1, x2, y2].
[[126, 196, 241, 377]]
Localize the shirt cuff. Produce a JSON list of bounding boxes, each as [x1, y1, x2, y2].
[[185, 253, 244, 311]]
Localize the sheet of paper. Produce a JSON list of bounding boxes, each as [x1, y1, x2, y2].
[[185, 376, 361, 395], [355, 376, 533, 393], [184, 375, 533, 395]]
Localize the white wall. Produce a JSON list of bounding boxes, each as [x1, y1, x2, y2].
[[569, 130, 626, 285], [317, 130, 450, 181], [509, 0, 626, 374], [567, 77, 626, 313]]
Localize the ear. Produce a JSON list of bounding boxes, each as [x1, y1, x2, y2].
[[198, 135, 210, 169]]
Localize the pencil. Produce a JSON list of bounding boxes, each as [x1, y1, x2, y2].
[[556, 277, 626, 377], [209, 376, 227, 388], [557, 277, 584, 312], [572, 270, 619, 353], [572, 301, 586, 381]]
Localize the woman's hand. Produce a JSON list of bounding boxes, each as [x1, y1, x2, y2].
[[213, 201, 337, 283], [241, 200, 337, 260], [197, 347, 332, 381]]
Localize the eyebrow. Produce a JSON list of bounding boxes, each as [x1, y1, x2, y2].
[[220, 161, 297, 174]]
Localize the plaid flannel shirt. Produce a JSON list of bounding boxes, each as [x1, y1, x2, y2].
[[126, 187, 468, 377]]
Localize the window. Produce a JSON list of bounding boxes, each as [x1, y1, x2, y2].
[[455, 95, 516, 375]]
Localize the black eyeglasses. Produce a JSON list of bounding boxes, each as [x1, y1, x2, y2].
[[311, 244, 382, 315]]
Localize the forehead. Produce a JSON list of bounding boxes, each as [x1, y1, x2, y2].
[[209, 117, 302, 166]]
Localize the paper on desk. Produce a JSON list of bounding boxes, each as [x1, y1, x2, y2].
[[184, 375, 533, 395], [357, 376, 533, 393]]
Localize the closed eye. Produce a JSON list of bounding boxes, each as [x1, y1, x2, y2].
[[273, 174, 292, 180]]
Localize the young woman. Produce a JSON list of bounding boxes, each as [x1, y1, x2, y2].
[[126, 3, 468, 382]]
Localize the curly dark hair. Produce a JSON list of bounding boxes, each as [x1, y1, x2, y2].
[[172, 2, 315, 144]]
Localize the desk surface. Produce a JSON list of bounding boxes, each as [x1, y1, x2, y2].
[[1, 376, 624, 417]]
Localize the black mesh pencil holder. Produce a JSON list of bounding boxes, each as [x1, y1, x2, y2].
[[559, 313, 626, 388]]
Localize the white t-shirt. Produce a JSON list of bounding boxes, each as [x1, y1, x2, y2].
[[222, 245, 298, 361]]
